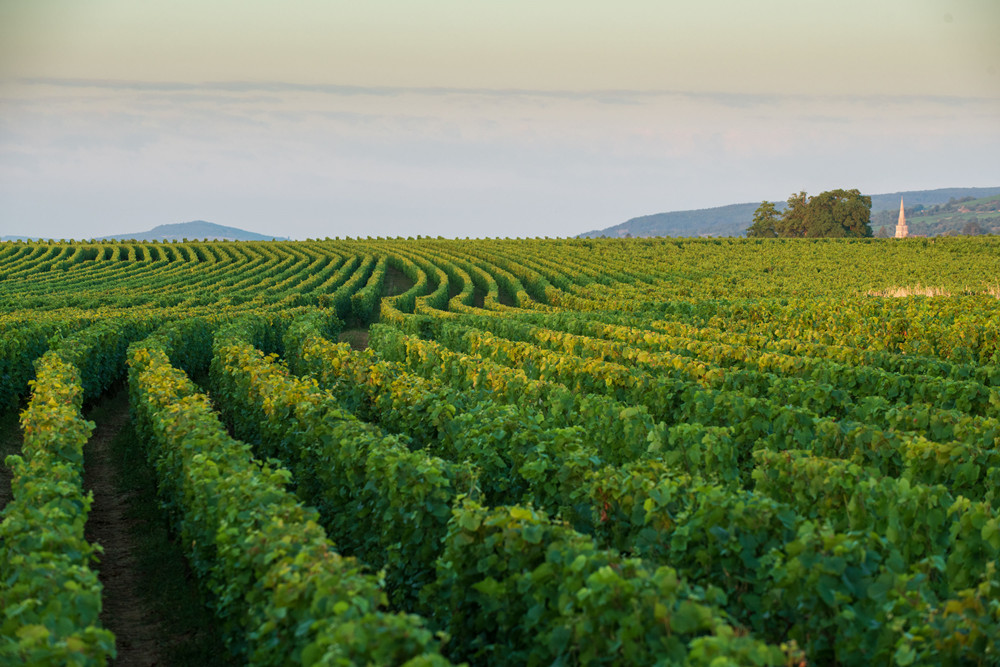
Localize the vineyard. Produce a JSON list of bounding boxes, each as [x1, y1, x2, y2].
[[1, 235, 999, 666]]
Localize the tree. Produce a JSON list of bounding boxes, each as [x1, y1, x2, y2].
[[746, 201, 780, 237], [805, 189, 872, 238], [962, 220, 984, 236], [776, 191, 810, 237], [747, 189, 872, 238]]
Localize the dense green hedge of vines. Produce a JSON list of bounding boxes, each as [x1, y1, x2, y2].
[[2, 236, 998, 665]]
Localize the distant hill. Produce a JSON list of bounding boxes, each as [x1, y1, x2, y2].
[[578, 202, 762, 239], [579, 186, 1000, 238], [873, 193, 1000, 237], [2, 220, 287, 242], [867, 187, 1000, 212], [97, 220, 287, 241]]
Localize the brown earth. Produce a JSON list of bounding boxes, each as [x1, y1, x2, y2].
[[497, 286, 516, 307], [83, 389, 232, 666], [83, 390, 169, 666], [383, 265, 415, 297], [338, 328, 371, 350], [0, 411, 22, 514]]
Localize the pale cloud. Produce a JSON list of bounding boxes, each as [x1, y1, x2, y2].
[[2, 0, 997, 239], [1, 76, 998, 239], [15, 76, 1000, 108]]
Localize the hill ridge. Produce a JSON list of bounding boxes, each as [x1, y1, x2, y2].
[[2, 220, 288, 242], [579, 186, 1000, 238]]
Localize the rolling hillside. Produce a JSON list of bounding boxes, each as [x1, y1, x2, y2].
[[873, 194, 1000, 237], [2, 220, 287, 242], [580, 186, 1000, 238]]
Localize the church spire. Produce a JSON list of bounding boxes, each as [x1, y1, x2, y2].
[[894, 197, 909, 238]]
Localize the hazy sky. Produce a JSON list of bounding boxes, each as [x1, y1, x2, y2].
[[2, 1, 998, 239]]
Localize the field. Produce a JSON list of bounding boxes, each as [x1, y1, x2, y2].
[[1, 236, 999, 666]]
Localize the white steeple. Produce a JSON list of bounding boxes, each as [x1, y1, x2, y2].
[[894, 197, 908, 238]]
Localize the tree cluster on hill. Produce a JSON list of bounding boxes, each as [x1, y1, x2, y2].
[[747, 189, 872, 238]]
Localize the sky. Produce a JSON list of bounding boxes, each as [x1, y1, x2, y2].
[[1, 1, 998, 240]]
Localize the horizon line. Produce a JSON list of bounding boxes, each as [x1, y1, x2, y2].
[[10, 76, 1000, 107]]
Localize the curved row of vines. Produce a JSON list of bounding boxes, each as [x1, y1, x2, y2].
[[2, 235, 999, 665]]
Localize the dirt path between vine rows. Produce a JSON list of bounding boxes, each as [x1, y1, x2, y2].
[[0, 411, 23, 515], [83, 389, 170, 666]]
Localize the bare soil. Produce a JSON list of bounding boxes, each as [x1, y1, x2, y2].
[[83, 390, 168, 666], [472, 287, 486, 309], [497, 286, 516, 307], [83, 389, 231, 666], [0, 410, 22, 513], [339, 328, 371, 350], [383, 265, 415, 297]]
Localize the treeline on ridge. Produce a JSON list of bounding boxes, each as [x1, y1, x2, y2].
[[746, 189, 872, 238]]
